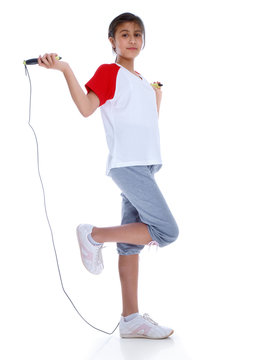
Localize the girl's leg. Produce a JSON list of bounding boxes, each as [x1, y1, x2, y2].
[[91, 223, 152, 245], [118, 254, 139, 317], [107, 166, 179, 249]]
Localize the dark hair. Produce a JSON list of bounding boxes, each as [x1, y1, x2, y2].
[[108, 12, 146, 56]]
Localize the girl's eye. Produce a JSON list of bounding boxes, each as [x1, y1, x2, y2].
[[122, 33, 141, 38]]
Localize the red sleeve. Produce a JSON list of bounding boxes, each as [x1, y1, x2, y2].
[[85, 64, 120, 107]]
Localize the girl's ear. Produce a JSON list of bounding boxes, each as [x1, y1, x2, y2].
[[109, 37, 116, 51]]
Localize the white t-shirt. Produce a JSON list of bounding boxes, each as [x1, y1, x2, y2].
[[85, 63, 162, 176]]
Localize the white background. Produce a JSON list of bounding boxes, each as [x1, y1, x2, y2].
[[1, 0, 269, 359]]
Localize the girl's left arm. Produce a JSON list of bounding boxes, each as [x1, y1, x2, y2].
[[151, 83, 162, 116]]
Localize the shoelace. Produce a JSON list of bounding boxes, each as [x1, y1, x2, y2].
[[148, 240, 159, 253], [148, 241, 159, 246], [143, 313, 158, 325]]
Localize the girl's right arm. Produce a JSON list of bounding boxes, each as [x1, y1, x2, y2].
[[38, 53, 100, 117]]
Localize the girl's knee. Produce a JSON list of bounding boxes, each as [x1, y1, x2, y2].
[[168, 221, 179, 243], [149, 219, 179, 247], [173, 222, 180, 240]]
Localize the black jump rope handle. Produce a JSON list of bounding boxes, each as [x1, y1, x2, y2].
[[23, 56, 62, 65]]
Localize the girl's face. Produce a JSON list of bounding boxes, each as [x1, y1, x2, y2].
[[109, 22, 143, 60]]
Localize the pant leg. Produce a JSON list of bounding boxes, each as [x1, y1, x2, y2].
[[117, 193, 145, 255], [110, 165, 179, 250]]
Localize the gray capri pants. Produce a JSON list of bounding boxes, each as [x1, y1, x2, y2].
[[109, 165, 179, 255]]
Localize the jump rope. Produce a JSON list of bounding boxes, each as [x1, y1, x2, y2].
[[23, 56, 120, 335]]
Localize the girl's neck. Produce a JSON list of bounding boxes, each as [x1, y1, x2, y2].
[[115, 57, 135, 72]]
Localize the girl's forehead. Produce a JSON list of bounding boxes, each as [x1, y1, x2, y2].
[[116, 22, 142, 33]]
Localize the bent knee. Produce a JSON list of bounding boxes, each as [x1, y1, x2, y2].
[[160, 220, 179, 246], [147, 219, 179, 247], [168, 221, 179, 243]]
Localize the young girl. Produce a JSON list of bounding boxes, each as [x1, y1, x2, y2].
[[38, 12, 179, 339]]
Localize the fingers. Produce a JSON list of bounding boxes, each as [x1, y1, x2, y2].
[[38, 53, 59, 68], [37, 55, 44, 67], [151, 82, 162, 90], [155, 81, 163, 87]]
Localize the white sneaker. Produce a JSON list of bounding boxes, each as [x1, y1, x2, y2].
[[119, 313, 174, 339], [76, 224, 104, 275]]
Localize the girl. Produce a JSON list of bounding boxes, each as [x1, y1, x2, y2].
[[38, 12, 179, 339]]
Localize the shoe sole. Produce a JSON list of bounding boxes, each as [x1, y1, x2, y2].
[[120, 329, 174, 339]]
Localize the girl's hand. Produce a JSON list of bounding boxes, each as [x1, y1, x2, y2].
[[151, 81, 162, 100], [150, 82, 163, 114], [38, 53, 69, 73], [151, 81, 163, 90]]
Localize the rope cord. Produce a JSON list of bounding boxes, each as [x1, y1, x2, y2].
[[24, 64, 119, 335]]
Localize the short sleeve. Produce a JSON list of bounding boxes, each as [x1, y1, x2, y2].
[[85, 64, 120, 107]]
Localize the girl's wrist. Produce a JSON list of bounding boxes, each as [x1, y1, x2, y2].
[[62, 63, 71, 75]]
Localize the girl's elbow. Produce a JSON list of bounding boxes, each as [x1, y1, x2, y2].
[[83, 92, 100, 118], [81, 108, 93, 118], [82, 111, 91, 118]]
